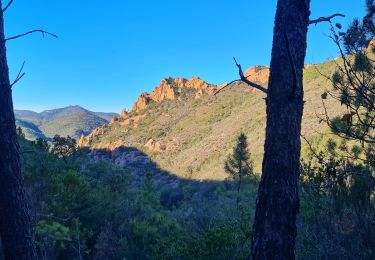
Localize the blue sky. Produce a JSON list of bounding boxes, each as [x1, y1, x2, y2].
[[5, 0, 365, 113]]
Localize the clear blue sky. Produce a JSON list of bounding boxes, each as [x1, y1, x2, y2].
[[5, 0, 365, 113]]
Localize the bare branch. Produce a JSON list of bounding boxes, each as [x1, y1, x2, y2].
[[5, 29, 58, 42], [2, 0, 14, 13], [10, 61, 25, 87], [214, 79, 241, 95], [309, 13, 345, 25], [233, 57, 268, 94]]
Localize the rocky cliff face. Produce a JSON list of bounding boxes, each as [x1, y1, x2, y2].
[[120, 108, 128, 118], [131, 93, 152, 112], [244, 66, 270, 85], [130, 77, 218, 112], [78, 123, 110, 148], [129, 67, 270, 113]]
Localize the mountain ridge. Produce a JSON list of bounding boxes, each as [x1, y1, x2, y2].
[[15, 106, 119, 140], [128, 66, 270, 113], [78, 61, 343, 180]]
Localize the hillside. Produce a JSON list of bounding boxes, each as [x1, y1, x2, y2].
[[78, 59, 344, 181], [15, 106, 119, 140]]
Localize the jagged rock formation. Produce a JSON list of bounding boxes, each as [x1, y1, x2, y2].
[[130, 77, 218, 112], [131, 93, 151, 112], [110, 117, 118, 124], [78, 124, 110, 148], [244, 66, 270, 85], [120, 108, 128, 119]]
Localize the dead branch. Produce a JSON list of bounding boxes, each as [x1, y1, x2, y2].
[[10, 61, 25, 87], [5, 29, 57, 42], [309, 13, 345, 25], [214, 79, 241, 95], [233, 57, 268, 94], [2, 0, 14, 13]]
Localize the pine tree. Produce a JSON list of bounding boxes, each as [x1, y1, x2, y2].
[[250, 1, 310, 258], [0, 1, 36, 258], [324, 0, 375, 145], [225, 133, 254, 194]]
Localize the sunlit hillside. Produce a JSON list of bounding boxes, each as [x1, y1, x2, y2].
[[79, 60, 344, 180]]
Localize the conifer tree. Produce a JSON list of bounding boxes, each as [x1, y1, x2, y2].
[[225, 133, 254, 194], [324, 0, 375, 145], [0, 1, 36, 258]]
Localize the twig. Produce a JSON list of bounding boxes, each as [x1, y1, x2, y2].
[[2, 0, 14, 13], [309, 13, 345, 25], [233, 57, 268, 94], [301, 134, 326, 164], [214, 79, 241, 95], [10, 61, 25, 87], [5, 29, 58, 42]]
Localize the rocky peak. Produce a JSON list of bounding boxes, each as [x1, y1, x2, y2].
[[110, 117, 118, 124], [128, 67, 269, 113], [244, 66, 270, 84], [120, 108, 128, 119], [130, 77, 218, 112], [186, 77, 213, 90], [78, 124, 110, 148], [131, 92, 152, 112], [149, 78, 179, 102]]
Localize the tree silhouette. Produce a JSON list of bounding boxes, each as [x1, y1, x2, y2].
[[322, 0, 375, 145], [226, 1, 344, 259], [0, 2, 36, 258], [51, 135, 77, 163], [224, 133, 253, 196], [0, 0, 56, 258]]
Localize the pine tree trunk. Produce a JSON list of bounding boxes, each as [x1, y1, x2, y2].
[[0, 1, 36, 259], [251, 0, 310, 259]]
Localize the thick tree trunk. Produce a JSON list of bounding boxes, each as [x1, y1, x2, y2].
[[0, 1, 36, 259], [250, 0, 310, 259]]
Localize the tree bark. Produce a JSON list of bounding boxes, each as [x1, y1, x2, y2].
[[251, 0, 310, 259], [0, 1, 36, 259]]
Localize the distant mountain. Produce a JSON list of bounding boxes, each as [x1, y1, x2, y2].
[[15, 106, 119, 140], [16, 119, 49, 141], [94, 112, 120, 121]]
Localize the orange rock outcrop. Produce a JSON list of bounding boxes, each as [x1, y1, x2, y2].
[[130, 77, 218, 112], [244, 66, 270, 84], [120, 108, 128, 118], [131, 93, 151, 112]]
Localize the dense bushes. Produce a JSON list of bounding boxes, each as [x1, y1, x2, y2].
[[15, 132, 258, 259], [15, 123, 374, 259], [296, 136, 375, 259]]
